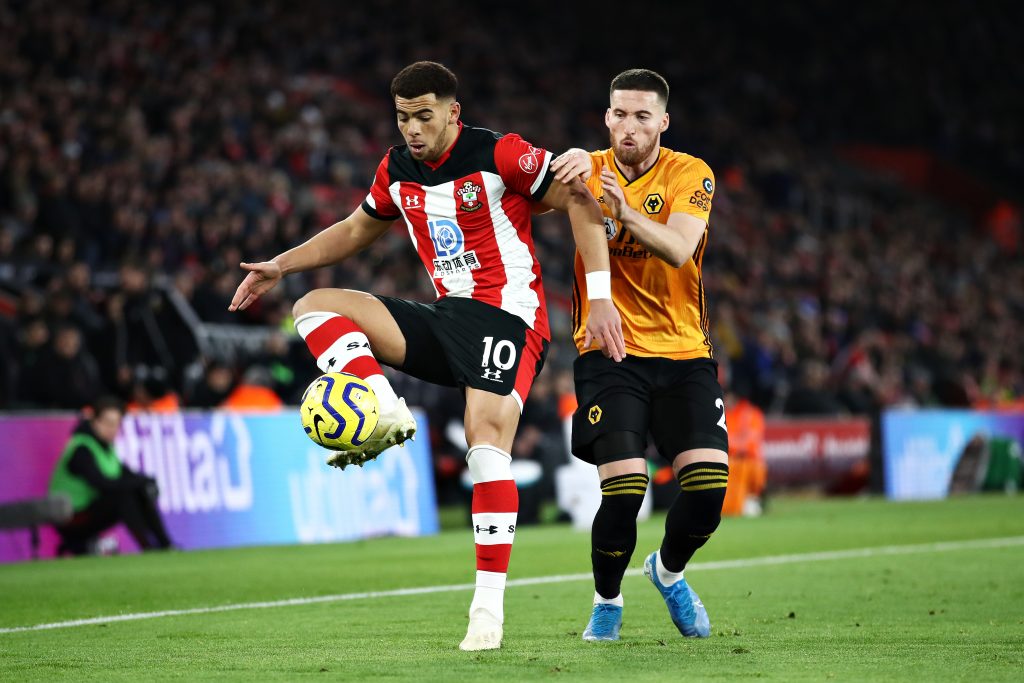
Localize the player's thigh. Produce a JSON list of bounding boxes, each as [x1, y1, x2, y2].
[[570, 353, 654, 465], [375, 296, 456, 387], [463, 388, 522, 453], [597, 457, 649, 480], [432, 298, 548, 402], [293, 288, 407, 365], [650, 358, 729, 463]]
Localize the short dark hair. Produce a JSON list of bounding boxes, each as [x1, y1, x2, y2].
[[90, 395, 125, 417], [610, 68, 669, 106], [390, 61, 458, 100]]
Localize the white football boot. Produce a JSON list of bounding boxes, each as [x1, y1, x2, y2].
[[326, 398, 417, 469], [459, 608, 503, 651]]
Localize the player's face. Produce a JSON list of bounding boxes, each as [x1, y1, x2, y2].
[[395, 94, 461, 161], [606, 90, 669, 167]]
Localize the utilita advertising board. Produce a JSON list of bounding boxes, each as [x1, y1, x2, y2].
[[0, 410, 438, 563]]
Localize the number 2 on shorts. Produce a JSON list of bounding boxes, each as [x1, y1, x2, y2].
[[715, 398, 728, 433]]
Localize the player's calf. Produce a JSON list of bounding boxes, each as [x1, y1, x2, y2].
[[460, 444, 517, 650], [659, 461, 728, 571]]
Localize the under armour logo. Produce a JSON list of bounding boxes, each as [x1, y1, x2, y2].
[[482, 368, 502, 381], [327, 357, 336, 368], [475, 525, 498, 535], [405, 195, 420, 207]]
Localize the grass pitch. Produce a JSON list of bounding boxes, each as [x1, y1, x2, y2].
[[1, 495, 1022, 681]]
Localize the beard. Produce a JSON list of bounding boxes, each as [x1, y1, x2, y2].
[[611, 133, 658, 166], [419, 128, 452, 162]]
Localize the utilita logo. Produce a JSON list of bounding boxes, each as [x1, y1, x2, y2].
[[116, 413, 254, 514]]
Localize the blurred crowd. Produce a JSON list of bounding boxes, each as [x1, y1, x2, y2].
[[1, 0, 1022, 485]]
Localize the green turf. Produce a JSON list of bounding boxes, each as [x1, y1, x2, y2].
[[2, 495, 1023, 681]]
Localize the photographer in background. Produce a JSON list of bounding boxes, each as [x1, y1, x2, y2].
[[49, 396, 175, 555]]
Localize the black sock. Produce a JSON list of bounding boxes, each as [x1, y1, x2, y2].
[[592, 472, 649, 599], [660, 462, 728, 572]]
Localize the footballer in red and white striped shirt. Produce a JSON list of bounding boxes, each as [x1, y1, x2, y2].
[[229, 61, 625, 652]]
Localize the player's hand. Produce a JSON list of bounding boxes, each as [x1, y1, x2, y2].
[[599, 167, 630, 220], [584, 298, 626, 362], [551, 148, 593, 184], [228, 260, 283, 311]]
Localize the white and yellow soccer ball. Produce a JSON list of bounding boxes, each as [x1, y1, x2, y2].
[[300, 373, 380, 450]]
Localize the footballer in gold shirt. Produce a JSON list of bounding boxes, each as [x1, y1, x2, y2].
[[571, 146, 715, 360], [550, 68, 729, 644]]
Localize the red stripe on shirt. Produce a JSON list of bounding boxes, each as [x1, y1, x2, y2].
[[455, 171, 506, 306], [499, 190, 550, 340]]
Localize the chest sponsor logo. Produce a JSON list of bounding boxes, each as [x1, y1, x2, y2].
[[428, 218, 482, 277], [432, 250, 481, 278], [609, 225, 652, 260], [457, 181, 484, 212], [428, 218, 464, 257]]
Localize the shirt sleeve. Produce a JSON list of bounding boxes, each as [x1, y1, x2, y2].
[[668, 158, 715, 225], [494, 134, 555, 201], [360, 152, 401, 220]]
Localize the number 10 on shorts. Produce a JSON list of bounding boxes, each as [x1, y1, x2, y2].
[[482, 336, 516, 370]]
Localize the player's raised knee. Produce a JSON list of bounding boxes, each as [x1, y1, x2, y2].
[[293, 291, 322, 320]]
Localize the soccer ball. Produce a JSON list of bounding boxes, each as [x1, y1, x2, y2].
[[300, 373, 380, 450]]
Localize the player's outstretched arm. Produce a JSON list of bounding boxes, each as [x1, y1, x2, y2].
[[228, 206, 393, 312], [539, 178, 626, 362], [598, 167, 705, 268]]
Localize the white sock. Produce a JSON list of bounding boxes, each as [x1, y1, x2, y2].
[[594, 591, 623, 607], [364, 375, 399, 414], [469, 570, 506, 623], [655, 550, 685, 587]]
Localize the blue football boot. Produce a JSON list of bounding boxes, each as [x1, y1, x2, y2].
[[643, 551, 711, 638], [582, 602, 623, 641]]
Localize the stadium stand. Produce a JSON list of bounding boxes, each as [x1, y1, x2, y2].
[[1, 1, 1021, 492]]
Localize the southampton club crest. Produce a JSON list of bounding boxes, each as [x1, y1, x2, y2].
[[457, 180, 484, 212]]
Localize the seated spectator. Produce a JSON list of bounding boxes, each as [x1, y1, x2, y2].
[[189, 360, 237, 408], [126, 367, 181, 413], [37, 324, 105, 410], [784, 360, 845, 415], [221, 367, 284, 411], [49, 396, 174, 555]]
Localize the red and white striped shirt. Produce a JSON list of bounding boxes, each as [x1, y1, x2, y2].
[[361, 124, 554, 340]]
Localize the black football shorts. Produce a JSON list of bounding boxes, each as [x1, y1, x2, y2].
[[571, 351, 729, 464], [376, 295, 548, 406]]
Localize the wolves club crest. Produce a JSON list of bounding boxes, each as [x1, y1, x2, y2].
[[457, 180, 484, 212]]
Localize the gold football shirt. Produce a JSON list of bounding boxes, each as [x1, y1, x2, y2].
[[573, 147, 715, 359]]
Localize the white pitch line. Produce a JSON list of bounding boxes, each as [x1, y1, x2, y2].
[[3, 535, 1023, 635]]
